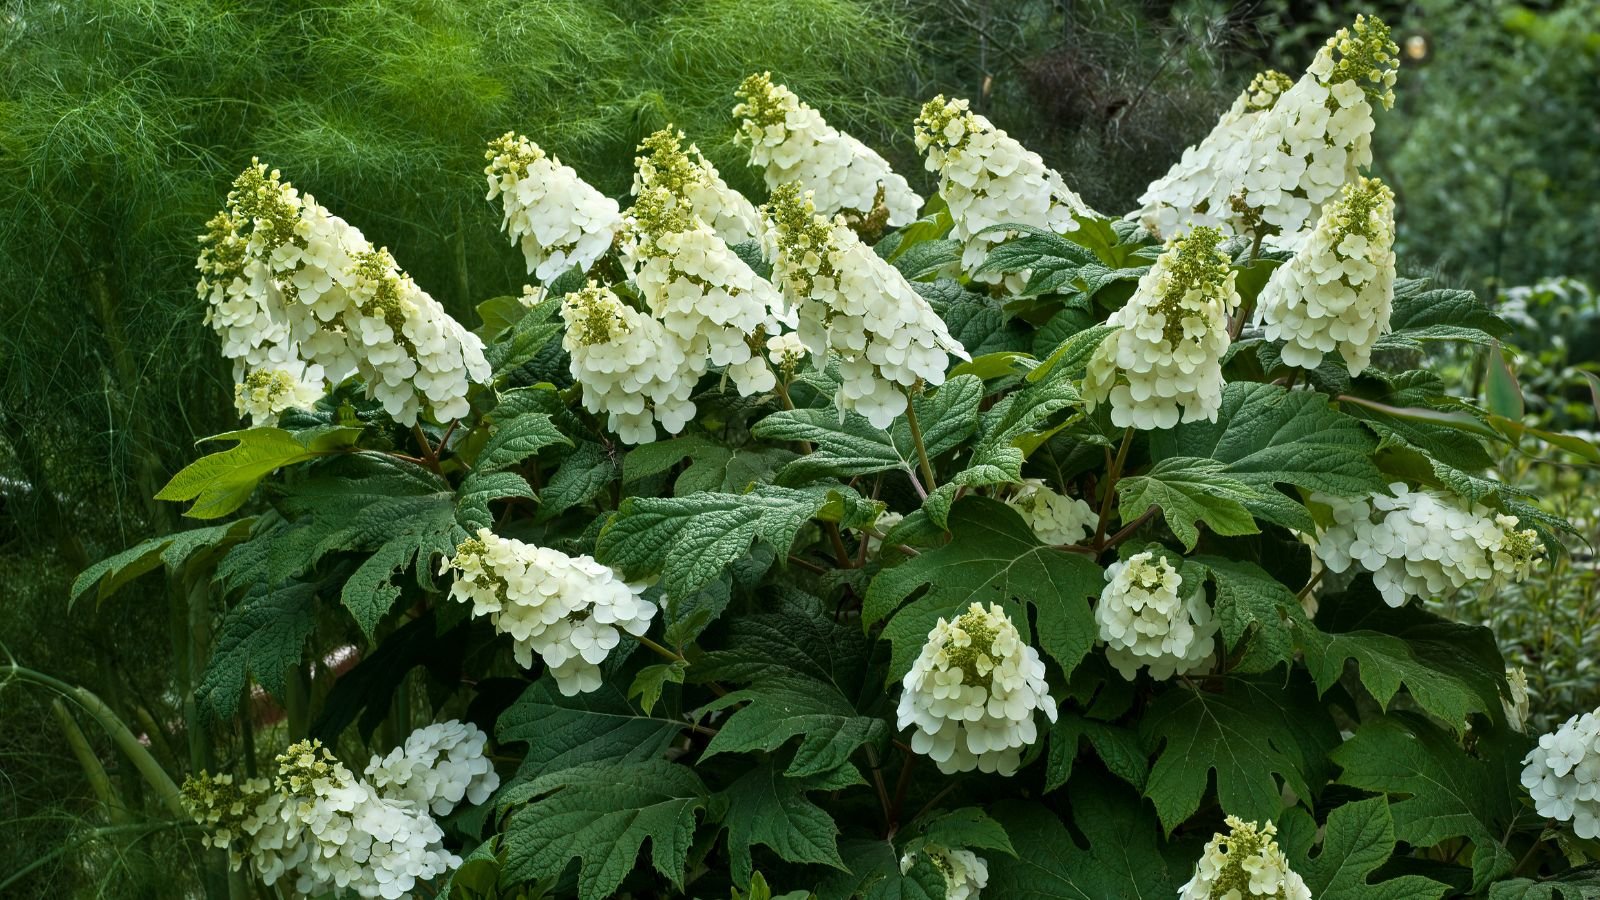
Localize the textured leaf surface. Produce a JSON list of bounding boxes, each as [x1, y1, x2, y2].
[[1116, 457, 1263, 551], [715, 758, 848, 886], [71, 518, 254, 606], [155, 426, 360, 518], [1279, 797, 1449, 900], [477, 412, 569, 473], [196, 581, 317, 718], [985, 783, 1176, 898], [1194, 556, 1299, 673], [496, 681, 684, 791]]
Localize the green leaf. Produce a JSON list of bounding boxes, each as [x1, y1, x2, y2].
[[476, 294, 529, 338], [985, 783, 1177, 898], [627, 661, 686, 716], [1375, 281, 1510, 351], [155, 425, 361, 519], [477, 412, 570, 473], [622, 434, 727, 484], [71, 518, 254, 606], [917, 279, 1031, 356], [502, 760, 707, 900], [1028, 324, 1119, 383], [1279, 797, 1449, 900], [1193, 556, 1299, 674], [962, 372, 1084, 483], [1047, 712, 1149, 793], [1115, 457, 1263, 551], [714, 758, 849, 887], [195, 581, 317, 718], [891, 238, 960, 280], [904, 807, 1016, 857], [486, 293, 565, 378], [1486, 342, 1526, 420], [536, 441, 618, 520], [973, 224, 1098, 297], [496, 681, 684, 789], [820, 839, 947, 900], [1488, 865, 1600, 899], [455, 470, 535, 532]]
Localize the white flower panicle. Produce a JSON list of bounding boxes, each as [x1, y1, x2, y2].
[[363, 720, 500, 817], [443, 528, 656, 695], [1506, 667, 1532, 734], [1085, 227, 1240, 429], [1257, 176, 1397, 375], [633, 127, 761, 245], [485, 132, 623, 281], [1005, 479, 1097, 545], [1132, 70, 1295, 240], [1097, 552, 1218, 681], [914, 95, 1094, 288], [1522, 709, 1600, 839], [897, 602, 1057, 775], [1309, 483, 1545, 607], [560, 282, 701, 445], [734, 72, 922, 226], [1179, 817, 1312, 900], [901, 845, 990, 900], [762, 184, 967, 428], [198, 161, 490, 426]]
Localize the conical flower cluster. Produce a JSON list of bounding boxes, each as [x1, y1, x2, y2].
[[443, 527, 656, 695], [1257, 176, 1396, 374], [914, 95, 1094, 288], [901, 845, 989, 900], [762, 184, 967, 428], [897, 602, 1057, 775], [633, 127, 761, 245], [734, 72, 922, 226], [560, 282, 701, 445], [1179, 817, 1312, 900], [1309, 483, 1545, 607], [1096, 552, 1218, 681], [1522, 708, 1600, 839], [1005, 479, 1097, 546], [485, 132, 623, 281], [1084, 227, 1240, 429], [197, 161, 491, 426]]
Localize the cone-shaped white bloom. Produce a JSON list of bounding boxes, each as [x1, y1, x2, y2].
[[1084, 227, 1239, 429], [1180, 817, 1312, 900], [897, 602, 1057, 775], [1005, 479, 1097, 545], [901, 845, 989, 900], [633, 127, 761, 245], [484, 132, 623, 281], [762, 184, 967, 428], [734, 72, 922, 226], [1309, 483, 1545, 607], [234, 360, 326, 425], [363, 720, 500, 817], [560, 282, 701, 445], [443, 528, 656, 695], [1097, 552, 1218, 681], [1522, 708, 1600, 839], [1132, 70, 1295, 240], [914, 95, 1095, 289], [1257, 176, 1396, 374]]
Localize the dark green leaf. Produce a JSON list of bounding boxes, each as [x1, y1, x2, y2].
[[71, 518, 254, 606], [985, 783, 1177, 898], [1116, 457, 1263, 551], [714, 758, 849, 886], [196, 581, 317, 718], [1279, 797, 1449, 899]]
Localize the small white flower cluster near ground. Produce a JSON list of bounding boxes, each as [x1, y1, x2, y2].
[[1084, 226, 1240, 429], [485, 132, 623, 281], [1097, 552, 1218, 681], [1005, 479, 1097, 545], [560, 281, 702, 445], [1133, 70, 1295, 240], [914, 95, 1094, 288], [197, 161, 491, 426], [182, 724, 498, 900], [762, 183, 967, 428], [1257, 176, 1396, 375], [633, 127, 760, 245], [733, 72, 922, 227], [1180, 817, 1312, 900], [1308, 483, 1545, 607], [901, 845, 989, 900], [898, 601, 1057, 775], [1522, 708, 1600, 839], [443, 527, 655, 695]]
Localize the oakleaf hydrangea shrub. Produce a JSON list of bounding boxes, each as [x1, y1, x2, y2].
[[71, 13, 1600, 899]]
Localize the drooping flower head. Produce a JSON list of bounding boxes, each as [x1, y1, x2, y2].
[[1084, 226, 1240, 429], [1096, 551, 1218, 681], [1179, 817, 1312, 900], [560, 281, 700, 445], [1522, 708, 1600, 839], [485, 132, 623, 281], [633, 127, 761, 245]]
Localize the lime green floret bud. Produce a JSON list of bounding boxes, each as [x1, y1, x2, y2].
[[1153, 225, 1229, 346], [942, 606, 999, 684], [1326, 14, 1399, 108]]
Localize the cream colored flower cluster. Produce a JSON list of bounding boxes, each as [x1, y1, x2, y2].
[[633, 127, 760, 245], [560, 282, 701, 445], [1522, 708, 1600, 839], [363, 720, 499, 817], [443, 528, 656, 695], [762, 184, 967, 428], [734, 72, 922, 226], [897, 602, 1057, 775], [485, 132, 623, 281], [913, 95, 1094, 288], [1084, 227, 1240, 430], [198, 161, 490, 426], [901, 845, 989, 900], [1005, 479, 1097, 545], [1179, 817, 1312, 900], [1309, 483, 1545, 607], [1096, 552, 1217, 681], [1256, 176, 1396, 375]]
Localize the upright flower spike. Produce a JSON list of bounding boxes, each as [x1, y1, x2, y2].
[[762, 183, 967, 428], [1132, 70, 1295, 240], [734, 72, 923, 226], [897, 602, 1057, 775], [559, 281, 701, 445], [1096, 552, 1218, 681], [900, 846, 989, 900], [1179, 817, 1312, 900], [1084, 226, 1240, 429], [1522, 708, 1600, 838], [914, 95, 1095, 289], [484, 132, 623, 281], [633, 127, 761, 245]]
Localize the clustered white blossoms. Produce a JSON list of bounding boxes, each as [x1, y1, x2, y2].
[[181, 723, 498, 900], [1005, 479, 1097, 546], [1084, 226, 1240, 429], [1522, 708, 1600, 839], [485, 132, 623, 281], [913, 95, 1094, 288], [560, 282, 701, 444], [734, 72, 922, 227], [1256, 176, 1397, 375], [633, 127, 760, 245], [1179, 817, 1312, 900], [1308, 483, 1545, 607], [197, 161, 490, 426], [442, 527, 655, 695], [1096, 552, 1218, 681], [897, 602, 1057, 775], [901, 845, 989, 900], [763, 183, 967, 428]]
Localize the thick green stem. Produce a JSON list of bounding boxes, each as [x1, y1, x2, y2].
[[51, 698, 129, 825]]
